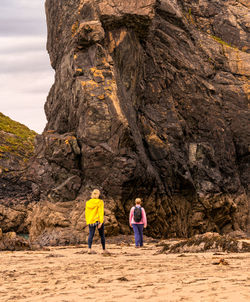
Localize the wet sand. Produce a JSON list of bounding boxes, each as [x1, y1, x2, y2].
[[0, 239, 249, 302]]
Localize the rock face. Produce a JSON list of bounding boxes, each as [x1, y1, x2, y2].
[[28, 198, 118, 246], [28, 0, 249, 240], [0, 113, 38, 234], [0, 229, 32, 251]]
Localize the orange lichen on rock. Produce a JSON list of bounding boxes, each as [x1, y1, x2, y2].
[[81, 80, 99, 89], [71, 21, 79, 36], [90, 68, 105, 81], [98, 94, 105, 100]]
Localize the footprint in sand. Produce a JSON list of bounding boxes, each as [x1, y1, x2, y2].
[[74, 250, 87, 254], [117, 276, 129, 281], [98, 277, 112, 283], [87, 284, 96, 288], [45, 254, 65, 258]]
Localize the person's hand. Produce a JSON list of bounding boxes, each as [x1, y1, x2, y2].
[[130, 224, 132, 228], [98, 223, 103, 229]]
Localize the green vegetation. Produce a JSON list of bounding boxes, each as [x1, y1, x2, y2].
[[0, 113, 36, 139], [0, 112, 37, 164], [186, 7, 195, 25], [211, 35, 238, 50]]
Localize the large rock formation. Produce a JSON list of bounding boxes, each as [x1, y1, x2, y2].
[[28, 0, 249, 241], [0, 113, 37, 235]]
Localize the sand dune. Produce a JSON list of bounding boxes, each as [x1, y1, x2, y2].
[[0, 238, 249, 302]]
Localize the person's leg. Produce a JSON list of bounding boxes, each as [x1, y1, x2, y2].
[[138, 224, 144, 247], [132, 224, 140, 247], [98, 223, 105, 250], [88, 225, 96, 252]]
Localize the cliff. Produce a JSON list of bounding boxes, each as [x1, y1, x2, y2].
[[0, 113, 37, 233], [27, 0, 250, 241]]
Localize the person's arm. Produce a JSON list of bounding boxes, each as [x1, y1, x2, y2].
[[98, 199, 104, 226], [85, 201, 89, 225], [129, 207, 134, 227], [142, 208, 147, 228]]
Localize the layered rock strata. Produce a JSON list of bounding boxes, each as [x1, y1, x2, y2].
[[28, 0, 249, 241]]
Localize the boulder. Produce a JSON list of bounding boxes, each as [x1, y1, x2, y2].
[[0, 202, 33, 234], [0, 229, 32, 251]]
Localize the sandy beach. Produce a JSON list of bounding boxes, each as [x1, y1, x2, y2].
[[0, 237, 249, 302]]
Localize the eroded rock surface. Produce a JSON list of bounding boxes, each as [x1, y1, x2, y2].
[[28, 198, 119, 246], [0, 229, 32, 251], [28, 0, 250, 240], [0, 113, 38, 235], [158, 232, 250, 253]]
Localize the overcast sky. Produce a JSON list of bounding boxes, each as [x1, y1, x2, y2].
[[0, 0, 54, 133]]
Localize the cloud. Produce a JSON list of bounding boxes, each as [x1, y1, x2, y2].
[[0, 0, 46, 36], [0, 19, 46, 37], [0, 36, 47, 54], [0, 71, 53, 98], [0, 37, 50, 74], [0, 0, 54, 134], [2, 106, 48, 135], [0, 68, 54, 133], [0, 70, 53, 133]]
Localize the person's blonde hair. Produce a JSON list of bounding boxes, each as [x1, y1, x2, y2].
[[91, 189, 100, 199], [135, 198, 142, 205]]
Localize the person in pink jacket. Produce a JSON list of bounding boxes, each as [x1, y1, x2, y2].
[[129, 198, 147, 247]]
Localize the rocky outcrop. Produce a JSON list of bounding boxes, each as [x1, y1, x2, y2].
[[0, 203, 26, 233], [0, 113, 38, 234], [0, 176, 37, 235], [158, 232, 250, 253], [0, 229, 32, 251], [28, 197, 119, 246], [27, 0, 249, 240]]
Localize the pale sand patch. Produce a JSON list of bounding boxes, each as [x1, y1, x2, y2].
[[0, 241, 249, 302]]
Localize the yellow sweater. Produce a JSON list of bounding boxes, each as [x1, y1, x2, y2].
[[85, 198, 104, 225]]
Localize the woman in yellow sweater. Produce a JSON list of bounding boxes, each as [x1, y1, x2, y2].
[[85, 189, 106, 254]]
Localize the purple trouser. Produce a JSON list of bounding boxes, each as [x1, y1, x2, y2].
[[132, 224, 144, 247]]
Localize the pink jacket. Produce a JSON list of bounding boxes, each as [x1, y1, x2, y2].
[[129, 206, 147, 227]]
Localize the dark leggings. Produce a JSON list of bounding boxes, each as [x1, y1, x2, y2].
[[88, 223, 105, 250]]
